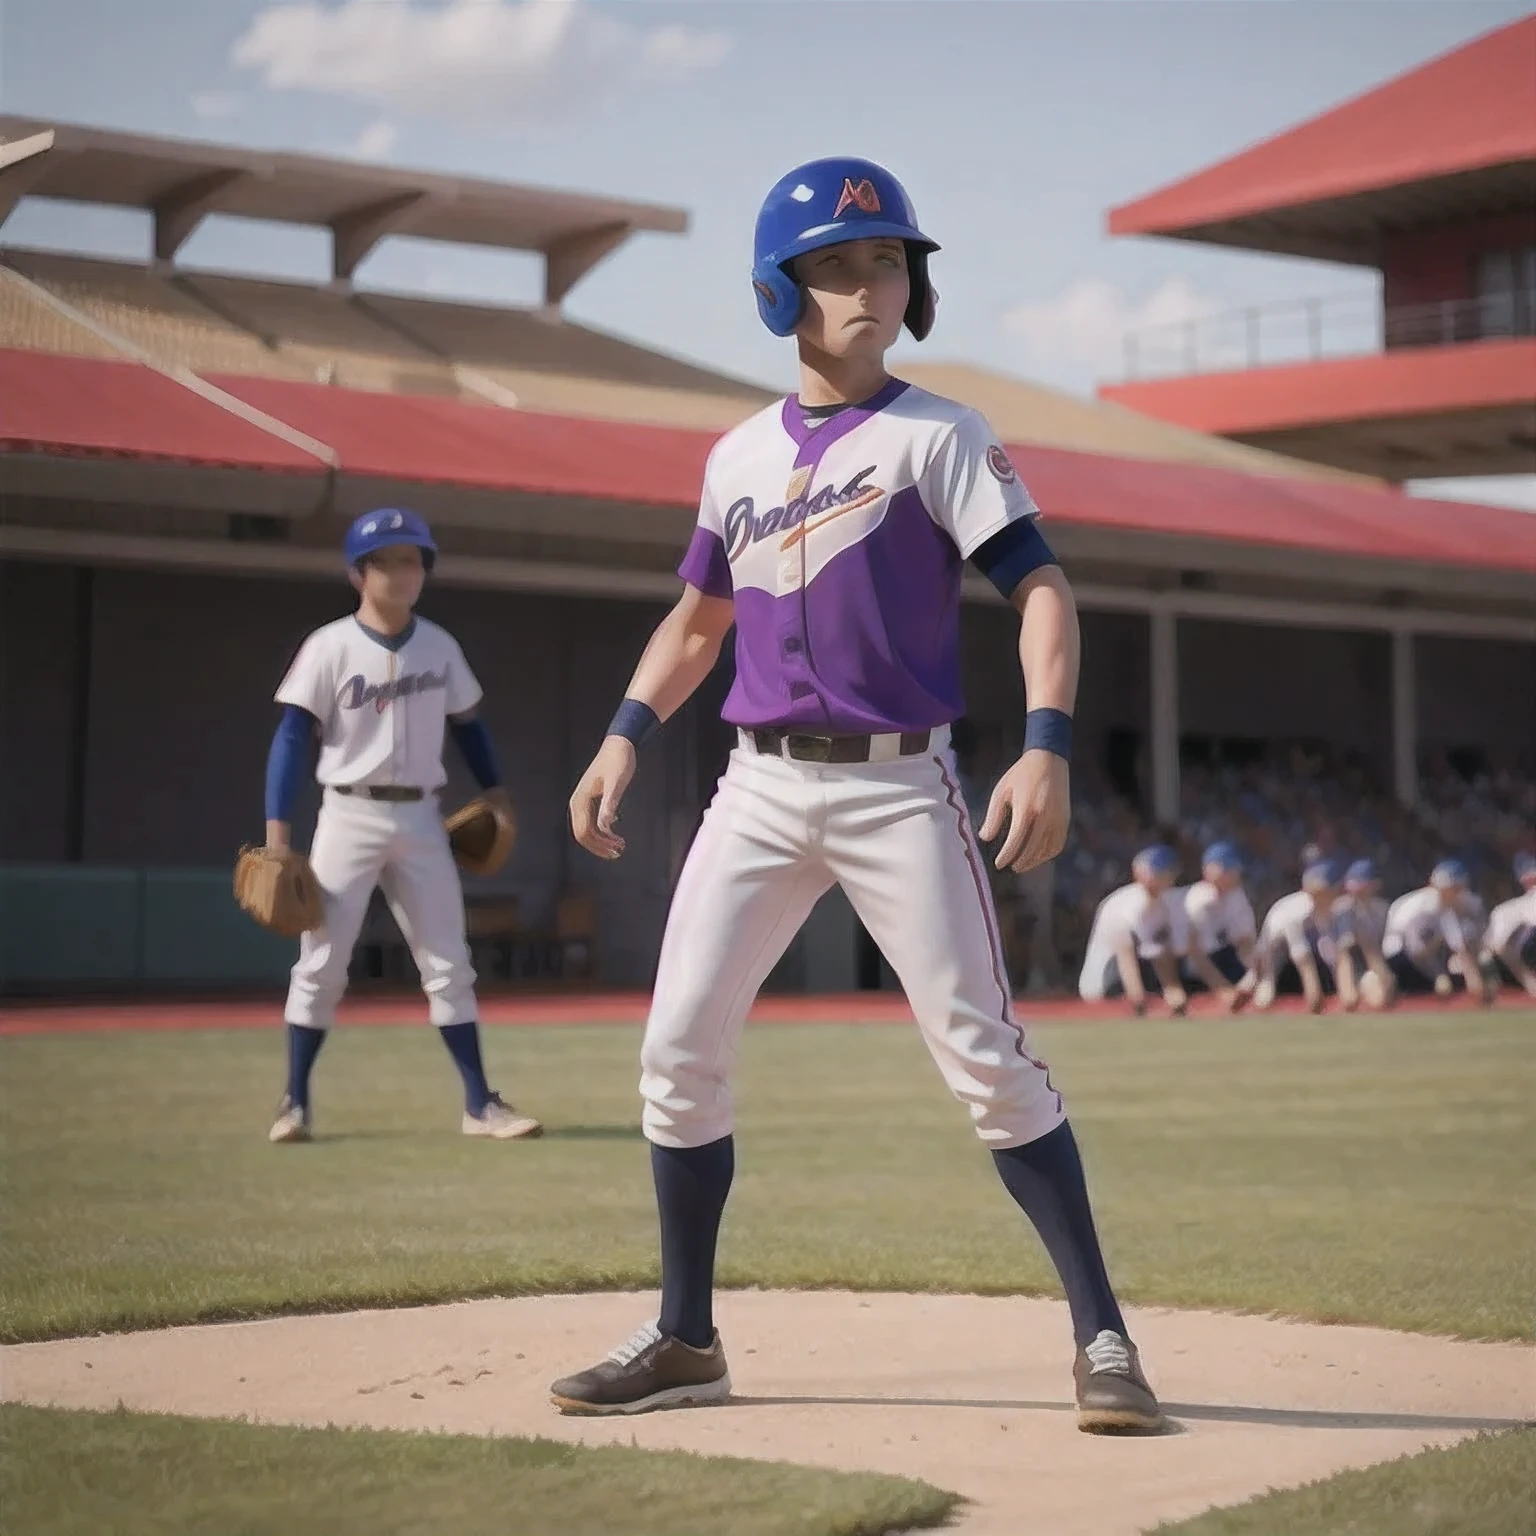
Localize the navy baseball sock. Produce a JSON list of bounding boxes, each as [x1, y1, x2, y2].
[[438, 1022, 492, 1115], [284, 1024, 327, 1109], [992, 1120, 1127, 1348], [653, 1136, 735, 1350]]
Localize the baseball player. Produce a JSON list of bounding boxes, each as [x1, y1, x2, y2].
[[1238, 860, 1341, 1014], [1331, 858, 1394, 1012], [1479, 853, 1536, 998], [1077, 845, 1189, 1016], [262, 508, 542, 1144], [1382, 859, 1491, 1004], [1174, 841, 1256, 1012], [549, 158, 1162, 1433]]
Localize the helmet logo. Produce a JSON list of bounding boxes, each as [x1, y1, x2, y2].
[[833, 177, 881, 218], [789, 183, 815, 203], [753, 279, 779, 308]]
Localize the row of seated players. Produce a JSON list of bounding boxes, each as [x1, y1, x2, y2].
[[1076, 845, 1536, 1016]]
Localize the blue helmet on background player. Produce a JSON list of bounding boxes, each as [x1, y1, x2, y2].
[[1132, 844, 1179, 886], [344, 507, 437, 571], [751, 157, 940, 340], [1302, 858, 1343, 894], [1344, 858, 1379, 892], [1514, 851, 1536, 889], [1429, 858, 1469, 891], [1201, 840, 1244, 876]]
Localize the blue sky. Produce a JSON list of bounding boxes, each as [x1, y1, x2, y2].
[[3, 0, 1531, 503]]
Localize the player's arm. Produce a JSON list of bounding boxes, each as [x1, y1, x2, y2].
[[263, 704, 318, 851], [1113, 939, 1148, 1015], [1493, 933, 1536, 997], [979, 559, 1080, 873], [569, 582, 735, 859], [1147, 951, 1187, 1015], [1292, 939, 1326, 1013], [929, 416, 1075, 876]]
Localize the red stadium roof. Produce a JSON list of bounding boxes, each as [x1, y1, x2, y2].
[[3, 348, 1534, 575], [0, 349, 324, 472], [1109, 17, 1536, 262]]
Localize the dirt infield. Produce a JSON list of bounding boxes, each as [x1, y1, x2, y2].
[[4, 1290, 1531, 1536], [0, 988, 1522, 1035]]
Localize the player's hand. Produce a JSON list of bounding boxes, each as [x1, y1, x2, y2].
[[1165, 986, 1188, 1017], [484, 786, 513, 814], [265, 820, 291, 852], [569, 737, 637, 860], [1433, 972, 1453, 999], [980, 750, 1069, 873], [1218, 986, 1243, 1014]]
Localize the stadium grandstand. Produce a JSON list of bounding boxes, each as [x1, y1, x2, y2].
[[1, 118, 1533, 999]]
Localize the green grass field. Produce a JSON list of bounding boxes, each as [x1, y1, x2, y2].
[[3, 1013, 1533, 1343], [2, 1009, 1533, 1536], [0, 1403, 956, 1536], [1152, 1426, 1536, 1536]]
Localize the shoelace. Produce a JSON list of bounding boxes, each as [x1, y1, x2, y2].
[[1084, 1330, 1132, 1376], [605, 1321, 662, 1367]]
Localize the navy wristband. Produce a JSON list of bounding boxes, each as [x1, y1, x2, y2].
[[1024, 707, 1073, 763], [608, 698, 661, 749]]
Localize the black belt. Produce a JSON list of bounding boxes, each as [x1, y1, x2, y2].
[[747, 728, 934, 764], [333, 785, 425, 802]]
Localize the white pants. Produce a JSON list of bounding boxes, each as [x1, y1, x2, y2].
[[639, 737, 1067, 1150], [284, 788, 476, 1030]]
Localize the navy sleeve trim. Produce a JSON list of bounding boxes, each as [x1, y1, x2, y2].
[[970, 518, 1057, 599], [264, 705, 317, 822], [449, 715, 502, 790]]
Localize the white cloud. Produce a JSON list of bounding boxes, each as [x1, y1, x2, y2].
[[349, 119, 399, 160], [231, 0, 730, 123], [1003, 277, 1221, 380], [190, 90, 244, 120]]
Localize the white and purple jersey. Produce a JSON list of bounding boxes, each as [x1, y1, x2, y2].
[[677, 379, 1041, 734]]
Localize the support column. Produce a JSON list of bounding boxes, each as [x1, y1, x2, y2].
[[1150, 607, 1180, 828], [1392, 628, 1418, 808]]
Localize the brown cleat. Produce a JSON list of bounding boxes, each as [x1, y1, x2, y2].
[[550, 1321, 731, 1416], [1074, 1330, 1166, 1434]]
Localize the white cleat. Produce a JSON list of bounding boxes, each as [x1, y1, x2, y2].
[[1253, 977, 1277, 1011], [268, 1095, 312, 1144], [463, 1092, 543, 1141]]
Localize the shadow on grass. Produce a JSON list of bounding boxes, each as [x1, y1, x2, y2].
[[728, 1394, 1527, 1433]]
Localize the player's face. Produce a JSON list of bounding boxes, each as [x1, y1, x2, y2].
[[1205, 865, 1237, 892], [791, 238, 909, 357], [357, 544, 426, 611]]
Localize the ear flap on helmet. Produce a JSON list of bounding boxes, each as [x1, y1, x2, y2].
[[905, 245, 937, 341], [751, 262, 804, 338]]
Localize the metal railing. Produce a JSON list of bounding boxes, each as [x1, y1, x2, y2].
[[1122, 289, 1536, 380]]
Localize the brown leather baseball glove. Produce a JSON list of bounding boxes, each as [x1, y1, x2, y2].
[[445, 792, 517, 877], [233, 845, 325, 938]]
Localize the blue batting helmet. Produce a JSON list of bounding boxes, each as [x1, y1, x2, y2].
[[1302, 858, 1342, 893], [1345, 858, 1378, 890], [1133, 844, 1179, 879], [1429, 858, 1469, 890], [1514, 852, 1536, 886], [1202, 840, 1244, 873], [344, 507, 436, 570], [751, 157, 939, 340]]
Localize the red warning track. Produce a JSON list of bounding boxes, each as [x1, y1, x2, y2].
[[0, 989, 1522, 1036]]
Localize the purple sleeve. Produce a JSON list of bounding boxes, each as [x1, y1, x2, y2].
[[677, 526, 733, 598]]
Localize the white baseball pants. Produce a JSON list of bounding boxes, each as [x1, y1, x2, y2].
[[639, 735, 1067, 1150], [284, 788, 476, 1030]]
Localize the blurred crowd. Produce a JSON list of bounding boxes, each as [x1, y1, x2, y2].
[[965, 737, 1536, 992]]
